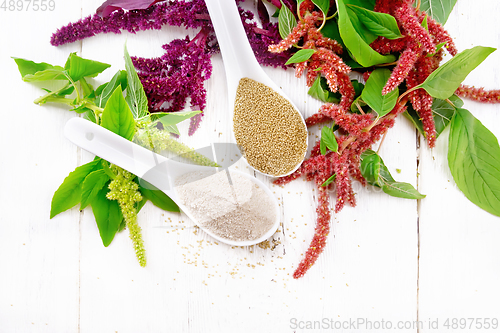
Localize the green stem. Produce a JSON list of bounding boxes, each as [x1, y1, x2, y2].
[[375, 61, 399, 67], [397, 85, 421, 104], [33, 84, 73, 105], [317, 12, 327, 32], [83, 103, 104, 113], [377, 131, 388, 153], [63, 72, 81, 103], [297, 2, 303, 22], [445, 97, 457, 108], [325, 11, 338, 20]]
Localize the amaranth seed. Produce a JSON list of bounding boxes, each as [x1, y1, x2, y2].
[[233, 78, 307, 176]]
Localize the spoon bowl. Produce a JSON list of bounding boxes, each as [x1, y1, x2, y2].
[[64, 117, 280, 246], [204, 0, 308, 177]]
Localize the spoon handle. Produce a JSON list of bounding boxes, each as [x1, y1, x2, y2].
[[64, 117, 174, 196], [204, 0, 262, 97]]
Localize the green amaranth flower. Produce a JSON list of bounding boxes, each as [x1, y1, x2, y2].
[[106, 165, 146, 267], [134, 127, 218, 167]]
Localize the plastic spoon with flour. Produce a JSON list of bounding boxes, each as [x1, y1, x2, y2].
[[64, 117, 280, 246], [204, 0, 308, 177]]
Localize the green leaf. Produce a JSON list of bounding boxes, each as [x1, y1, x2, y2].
[[382, 181, 426, 199], [350, 94, 368, 113], [421, 13, 429, 30], [448, 108, 500, 216], [164, 125, 180, 136], [404, 106, 425, 136], [320, 138, 327, 155], [124, 44, 149, 119], [336, 0, 396, 67], [79, 78, 94, 98], [346, 6, 377, 44], [419, 46, 496, 100], [344, 0, 375, 10], [16, 60, 67, 82], [321, 174, 336, 187], [135, 196, 148, 213], [322, 19, 346, 49], [85, 109, 98, 124], [415, 0, 457, 24], [361, 68, 399, 117], [65, 52, 111, 82], [432, 95, 461, 135], [285, 49, 316, 65], [50, 159, 102, 218], [311, 0, 330, 15], [71, 105, 93, 114], [346, 4, 403, 39], [96, 70, 128, 108], [361, 150, 425, 199], [352, 80, 365, 97], [404, 95, 463, 138], [308, 75, 341, 103], [360, 149, 389, 185], [154, 110, 202, 127], [427, 42, 446, 57], [55, 85, 75, 97], [13, 57, 66, 82], [101, 86, 136, 141], [321, 125, 338, 153], [278, 0, 297, 39], [90, 186, 123, 247], [139, 179, 180, 212], [80, 169, 110, 209]]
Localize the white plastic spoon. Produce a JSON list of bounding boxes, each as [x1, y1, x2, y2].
[[204, 0, 307, 176], [64, 117, 280, 246]]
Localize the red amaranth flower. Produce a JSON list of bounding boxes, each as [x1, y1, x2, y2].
[[383, 42, 422, 94], [298, 0, 315, 17], [332, 152, 356, 211], [370, 36, 409, 55], [317, 73, 356, 115], [394, 3, 435, 54], [455, 85, 500, 103], [321, 104, 374, 136], [416, 91, 436, 147], [268, 12, 321, 53], [293, 186, 331, 279], [305, 112, 332, 127], [427, 17, 458, 56]]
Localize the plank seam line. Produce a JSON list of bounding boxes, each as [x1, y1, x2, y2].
[[416, 129, 421, 333]]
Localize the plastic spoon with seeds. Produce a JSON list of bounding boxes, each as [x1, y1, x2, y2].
[[204, 0, 308, 177], [64, 117, 280, 246]]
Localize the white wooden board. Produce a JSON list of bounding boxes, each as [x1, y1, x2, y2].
[[0, 1, 498, 332]]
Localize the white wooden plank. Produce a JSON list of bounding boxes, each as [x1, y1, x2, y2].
[[0, 3, 82, 332], [418, 1, 500, 332]]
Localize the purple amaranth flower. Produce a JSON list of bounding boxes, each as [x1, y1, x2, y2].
[[51, 1, 209, 46], [132, 28, 214, 132]]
